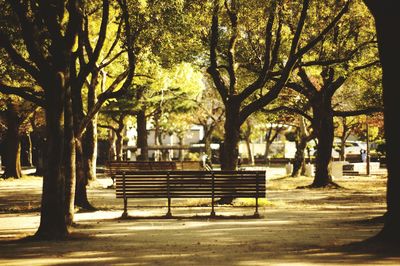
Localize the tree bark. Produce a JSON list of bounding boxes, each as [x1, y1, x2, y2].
[[35, 75, 70, 240], [2, 103, 22, 179], [63, 83, 76, 226], [136, 109, 148, 161], [84, 70, 98, 182], [311, 96, 335, 187], [115, 131, 124, 161], [218, 99, 241, 204], [83, 121, 97, 182], [26, 133, 33, 167], [292, 116, 310, 177], [74, 139, 95, 210], [108, 130, 117, 161], [292, 136, 308, 177], [204, 131, 212, 160], [221, 99, 240, 170], [363, 1, 400, 243]]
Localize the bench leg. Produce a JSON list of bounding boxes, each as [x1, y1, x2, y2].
[[122, 198, 128, 219], [210, 198, 216, 217], [254, 197, 260, 218], [165, 197, 172, 218]]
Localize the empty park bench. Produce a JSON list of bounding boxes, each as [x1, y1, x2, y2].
[[107, 161, 177, 185], [115, 170, 266, 218]]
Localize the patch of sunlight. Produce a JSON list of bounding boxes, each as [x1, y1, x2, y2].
[[139, 253, 192, 259], [67, 251, 112, 258], [233, 198, 272, 207], [238, 262, 310, 266], [74, 210, 120, 221], [95, 233, 133, 238], [0, 257, 117, 266]]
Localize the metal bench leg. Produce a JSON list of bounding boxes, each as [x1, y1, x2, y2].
[[211, 198, 216, 217], [122, 198, 128, 218], [121, 172, 128, 219], [166, 172, 172, 218], [166, 197, 172, 218], [254, 197, 260, 218], [210, 171, 216, 217]]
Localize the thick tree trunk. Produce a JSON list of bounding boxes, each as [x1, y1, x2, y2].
[[311, 101, 334, 187], [136, 110, 148, 161], [34, 139, 45, 176], [74, 139, 95, 210], [218, 100, 241, 205], [364, 2, 400, 243], [221, 101, 240, 170], [35, 79, 69, 240], [63, 85, 76, 226], [85, 72, 98, 181], [2, 103, 22, 179]]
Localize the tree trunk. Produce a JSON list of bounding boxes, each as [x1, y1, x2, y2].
[[63, 85, 76, 226], [311, 99, 335, 187], [245, 138, 254, 165], [203, 126, 213, 159], [116, 132, 124, 161], [292, 136, 308, 177], [364, 2, 400, 243], [218, 100, 241, 205], [74, 139, 95, 210], [178, 137, 184, 162], [84, 71, 98, 181], [83, 123, 97, 182], [221, 100, 240, 170], [292, 116, 310, 177], [339, 117, 347, 161], [26, 133, 33, 167], [35, 76, 70, 240], [2, 103, 22, 179], [108, 130, 117, 161], [265, 140, 271, 163], [136, 109, 148, 161]]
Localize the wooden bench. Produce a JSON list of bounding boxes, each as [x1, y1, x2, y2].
[[115, 170, 266, 218], [107, 161, 177, 184]]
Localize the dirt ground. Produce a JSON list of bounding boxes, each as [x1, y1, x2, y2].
[[1, 166, 399, 266]]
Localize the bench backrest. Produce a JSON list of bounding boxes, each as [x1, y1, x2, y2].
[[107, 161, 177, 175], [115, 170, 266, 199]]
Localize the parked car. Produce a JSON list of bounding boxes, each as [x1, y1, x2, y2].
[[312, 148, 340, 158], [343, 141, 367, 155]]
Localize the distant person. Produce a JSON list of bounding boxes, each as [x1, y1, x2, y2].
[[201, 154, 212, 171], [360, 149, 367, 162]]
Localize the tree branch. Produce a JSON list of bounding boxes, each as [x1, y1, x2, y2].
[[0, 32, 42, 83], [295, 0, 351, 58], [0, 83, 45, 107], [207, 0, 228, 103], [263, 106, 313, 122], [333, 106, 383, 117]]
